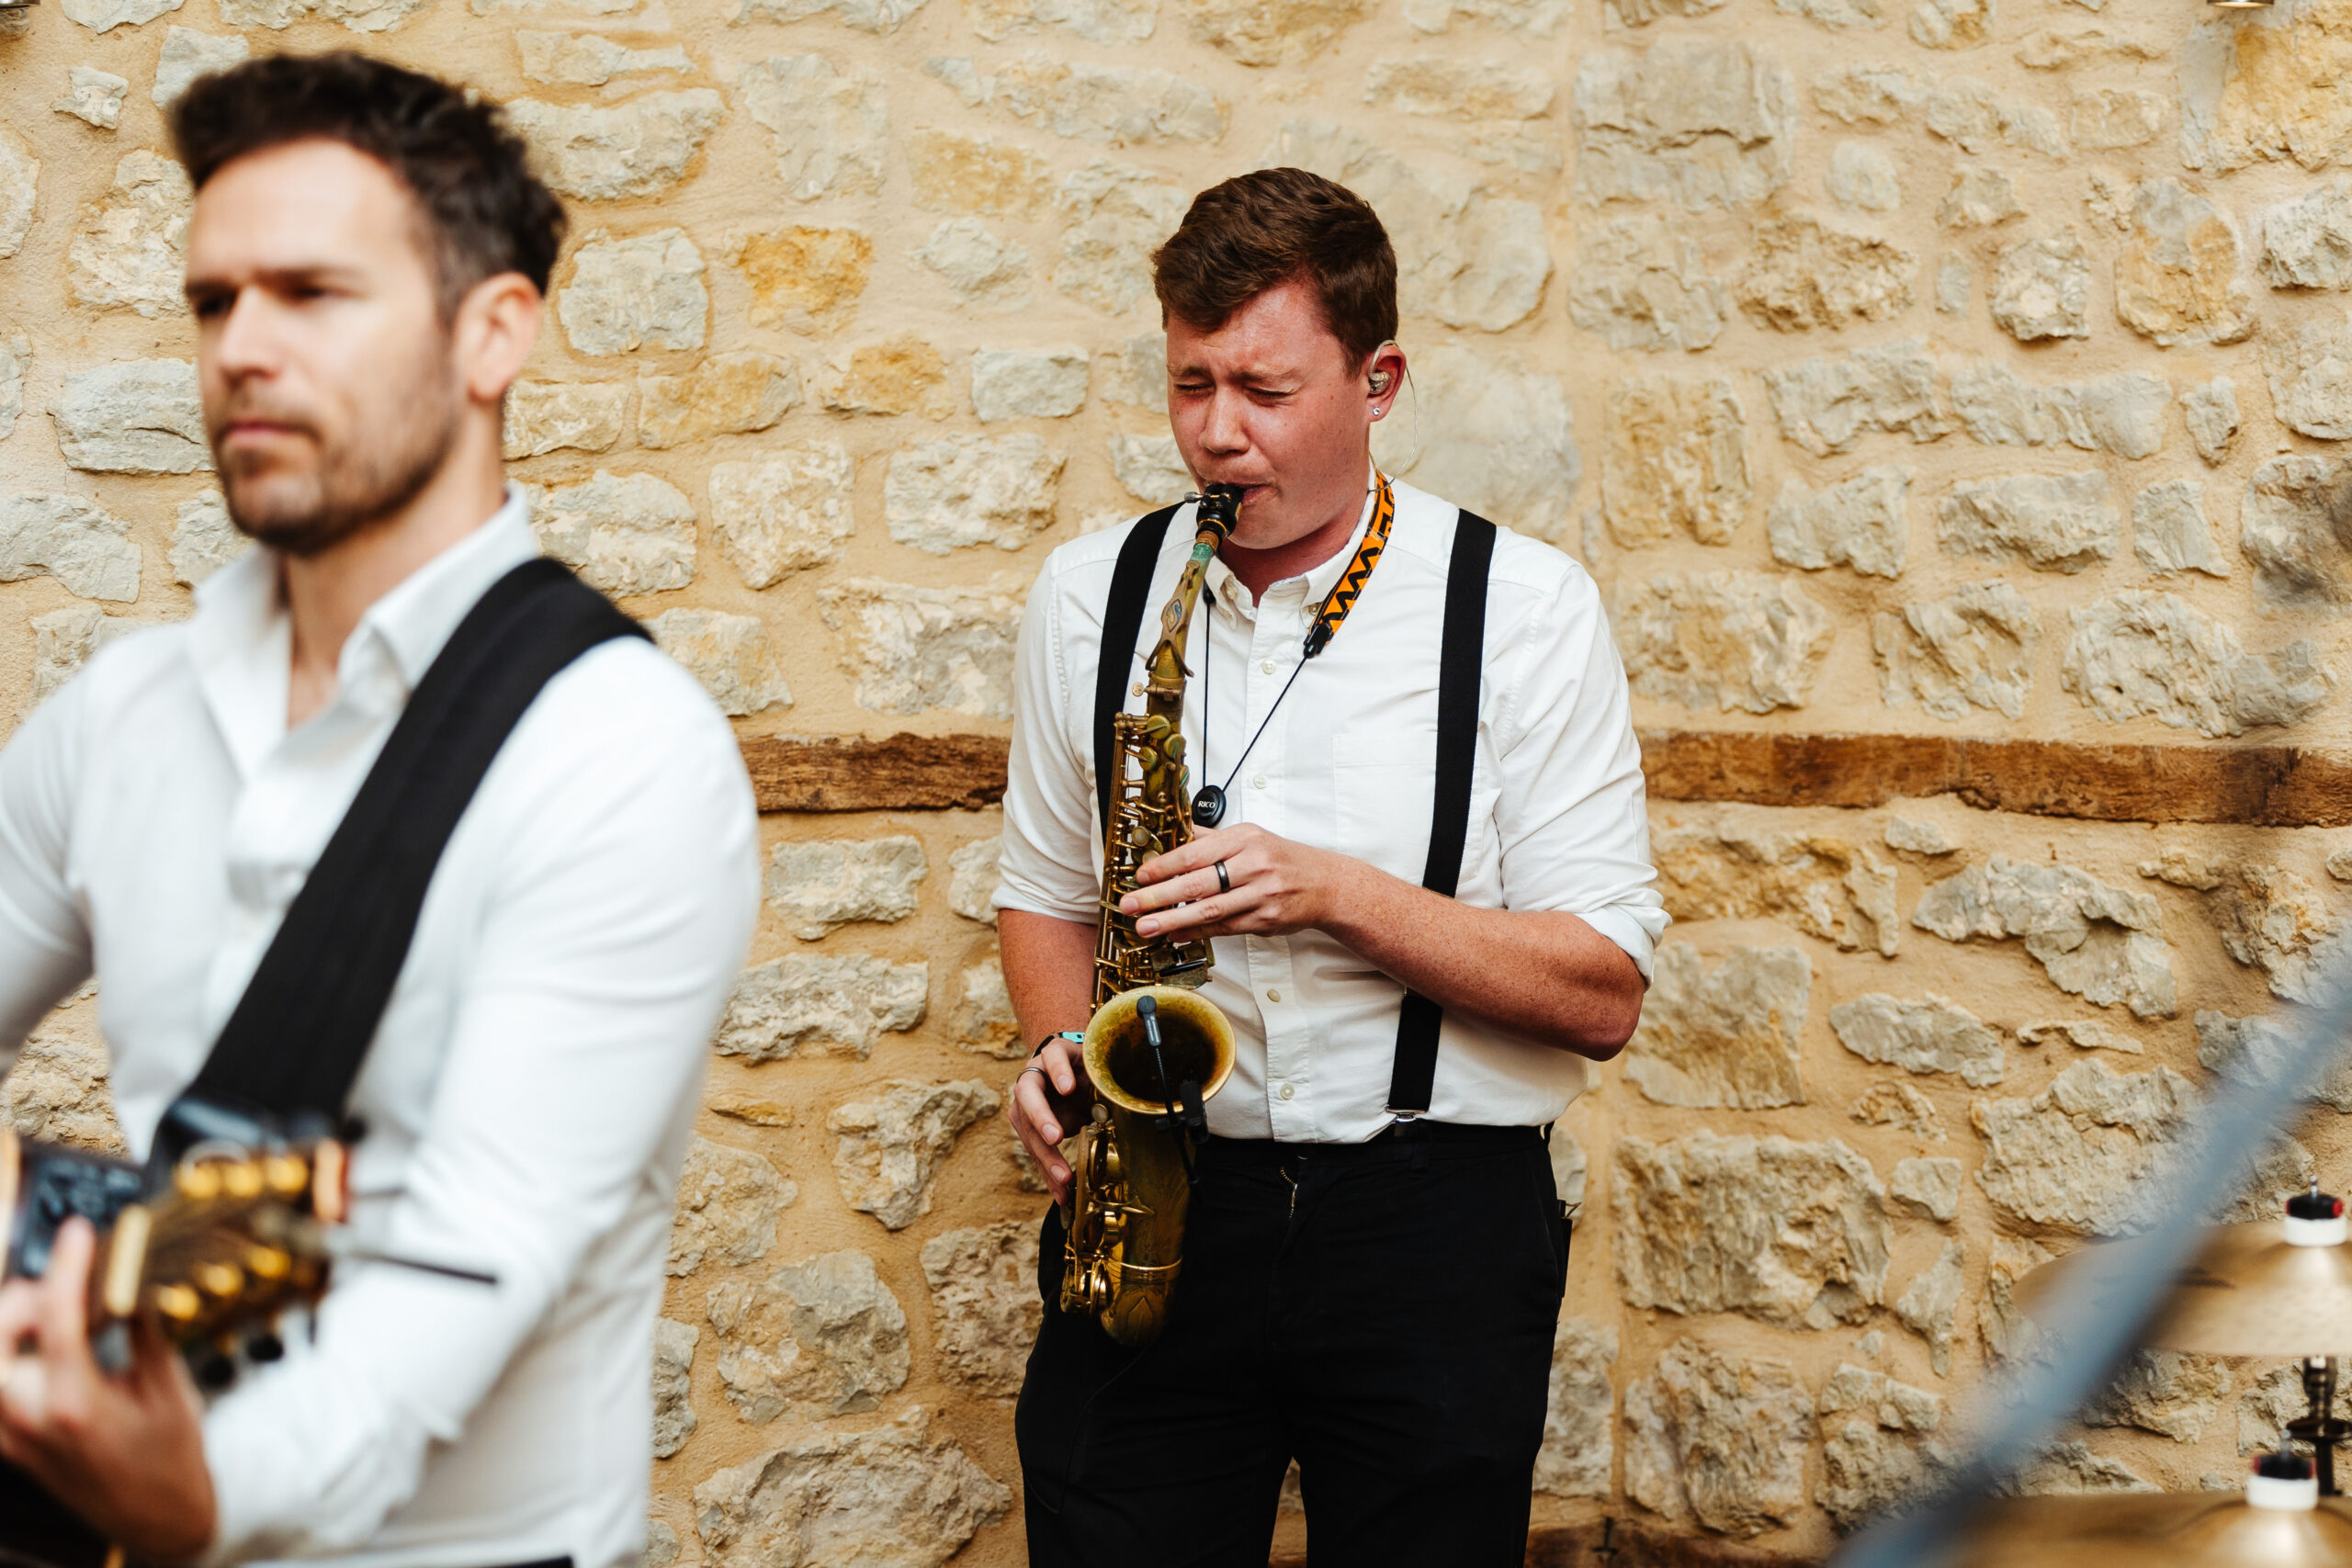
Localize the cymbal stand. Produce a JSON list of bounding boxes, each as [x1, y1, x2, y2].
[[2288, 1356, 2352, 1495]]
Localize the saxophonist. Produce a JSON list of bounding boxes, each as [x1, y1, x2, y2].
[[998, 167, 1667, 1565]]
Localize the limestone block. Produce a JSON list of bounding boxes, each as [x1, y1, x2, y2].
[[1613, 1130, 1890, 1326], [2071, 87, 2163, 150], [887, 434, 1063, 554], [1736, 214, 1914, 332], [2241, 1364, 2308, 1456], [1094, 333, 1167, 409], [818, 578, 1024, 718], [1990, 230, 2090, 341], [1908, 0, 1986, 48], [938, 54, 1226, 146], [692, 1408, 1011, 1568], [2200, 1009, 2352, 1112], [2177, 0, 2352, 176], [1363, 58, 1553, 119], [1608, 0, 1727, 20], [1915, 857, 2175, 1017], [1565, 214, 1726, 354], [714, 955, 926, 1061], [2200, 866, 2342, 1004], [1, 1025, 122, 1151], [967, 0, 1155, 44], [707, 1251, 910, 1423], [765, 837, 927, 940], [2134, 486, 2229, 581], [669, 1135, 795, 1277], [639, 354, 799, 450], [738, 60, 885, 200], [1981, 1233, 2053, 1361], [2064, 592, 2330, 739], [920, 1221, 1042, 1396], [0, 495, 141, 603], [2242, 456, 2352, 613], [710, 446, 855, 588], [505, 92, 724, 200], [2115, 179, 2253, 347], [1873, 581, 2038, 720], [1599, 378, 1748, 547], [2013, 1442, 2160, 1496], [0, 123, 29, 265], [1178, 0, 1367, 65], [1622, 943, 1810, 1110], [503, 381, 628, 459], [651, 1512, 682, 1564], [1761, 340, 1951, 456], [731, 227, 871, 333], [2262, 179, 2352, 290], [169, 491, 245, 587], [905, 128, 1055, 219], [216, 0, 424, 28], [526, 470, 696, 595], [559, 230, 707, 355], [1812, 63, 1919, 129], [1652, 821, 1899, 955], [1554, 1127, 1588, 1212], [61, 0, 179, 28], [1884, 818, 1956, 858], [1612, 572, 1832, 714], [736, 0, 928, 28], [1767, 467, 1907, 579], [1369, 344, 1578, 541], [515, 31, 691, 85], [972, 347, 1087, 421], [68, 152, 187, 320], [1973, 1060, 2194, 1234], [1890, 1156, 1962, 1221], [1947, 362, 2169, 458], [2086, 1350, 2232, 1443], [827, 1078, 1002, 1229], [0, 330, 23, 444], [2264, 310, 2352, 439], [1534, 1319, 1616, 1498], [2018, 1018, 2143, 1054], [152, 29, 248, 107], [55, 360, 208, 474], [1937, 470, 2117, 574], [1261, 121, 1549, 333], [817, 335, 953, 417], [2182, 378, 2240, 467], [1894, 1240, 1962, 1372], [913, 218, 1034, 311], [1572, 42, 1793, 210], [1817, 1365, 1949, 1530], [1826, 141, 1898, 213], [1852, 1080, 1944, 1140], [1404, 0, 1570, 30], [1624, 1338, 1811, 1536], [1939, 167, 2021, 229], [1923, 77, 2066, 159], [30, 606, 138, 704], [2332, 852, 2352, 883], [651, 1318, 697, 1460], [956, 951, 1020, 1056], [1055, 160, 1185, 315], [646, 610, 791, 716], [949, 837, 1001, 923], [1831, 994, 2005, 1087]]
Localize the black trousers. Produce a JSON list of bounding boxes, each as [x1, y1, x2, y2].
[[1015, 1124, 1570, 1568]]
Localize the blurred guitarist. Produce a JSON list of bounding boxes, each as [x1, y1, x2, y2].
[[0, 54, 758, 1567]]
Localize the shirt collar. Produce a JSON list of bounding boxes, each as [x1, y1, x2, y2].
[[1201, 463, 1380, 622]]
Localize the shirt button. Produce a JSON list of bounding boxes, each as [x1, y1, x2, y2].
[[1266, 988, 1282, 1003], [1253, 773, 1268, 789], [1279, 1083, 1296, 1101], [1261, 660, 1276, 674]]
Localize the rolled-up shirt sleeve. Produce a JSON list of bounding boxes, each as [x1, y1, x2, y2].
[[994, 562, 1101, 926], [1488, 562, 1667, 983]]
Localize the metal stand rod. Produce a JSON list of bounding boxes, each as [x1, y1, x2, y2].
[[2289, 1356, 2350, 1496]]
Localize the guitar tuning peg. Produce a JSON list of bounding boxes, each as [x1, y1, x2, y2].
[[193, 1346, 238, 1391], [243, 1327, 285, 1364], [194, 1261, 244, 1298]]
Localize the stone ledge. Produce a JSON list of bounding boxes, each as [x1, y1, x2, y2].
[[738, 729, 2352, 827]]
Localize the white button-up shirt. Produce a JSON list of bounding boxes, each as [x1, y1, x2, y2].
[[0, 491, 760, 1568], [994, 475, 1666, 1143]]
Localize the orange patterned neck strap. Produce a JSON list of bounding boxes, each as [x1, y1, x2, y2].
[[1301, 469, 1395, 660]]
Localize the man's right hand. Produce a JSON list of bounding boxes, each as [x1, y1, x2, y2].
[[1009, 1035, 1092, 1203]]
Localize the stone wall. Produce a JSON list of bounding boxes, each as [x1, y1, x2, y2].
[[1, 0, 2351, 1557]]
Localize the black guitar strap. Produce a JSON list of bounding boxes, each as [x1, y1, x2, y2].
[[187, 555, 648, 1121], [1091, 501, 1497, 1120], [1384, 510, 1496, 1119]]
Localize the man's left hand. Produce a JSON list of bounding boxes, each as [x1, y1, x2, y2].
[[1124, 823, 1351, 940], [0, 1217, 218, 1564]]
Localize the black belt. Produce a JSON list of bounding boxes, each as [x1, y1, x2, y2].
[[1201, 1122, 1542, 1166]]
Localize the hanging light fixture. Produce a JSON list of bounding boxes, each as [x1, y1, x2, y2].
[[2210, 0, 2273, 10]]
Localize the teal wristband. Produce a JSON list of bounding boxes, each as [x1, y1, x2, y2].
[[1031, 1030, 1085, 1058]]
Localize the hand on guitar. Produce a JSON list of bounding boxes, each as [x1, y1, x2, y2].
[[0, 1218, 216, 1564]]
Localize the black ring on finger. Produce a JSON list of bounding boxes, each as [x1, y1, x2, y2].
[[1215, 859, 1231, 894]]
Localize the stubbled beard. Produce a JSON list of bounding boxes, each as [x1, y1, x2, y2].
[[212, 351, 462, 558]]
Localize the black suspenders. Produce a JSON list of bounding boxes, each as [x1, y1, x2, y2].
[[1091, 502, 1496, 1119]]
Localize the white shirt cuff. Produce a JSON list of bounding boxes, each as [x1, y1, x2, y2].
[[1571, 903, 1663, 986]]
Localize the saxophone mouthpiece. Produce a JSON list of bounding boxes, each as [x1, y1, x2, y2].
[[1193, 484, 1245, 542]]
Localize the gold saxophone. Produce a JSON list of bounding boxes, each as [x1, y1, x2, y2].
[[1059, 485, 1242, 1348]]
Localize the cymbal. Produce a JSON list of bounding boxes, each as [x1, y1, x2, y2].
[[1942, 1494, 2352, 1568], [2017, 1222, 2352, 1357]]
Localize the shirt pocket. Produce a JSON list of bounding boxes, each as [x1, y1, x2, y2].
[[1331, 728, 1434, 883]]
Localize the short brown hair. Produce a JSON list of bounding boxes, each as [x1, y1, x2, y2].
[[1152, 168, 1397, 369], [170, 52, 566, 319]]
